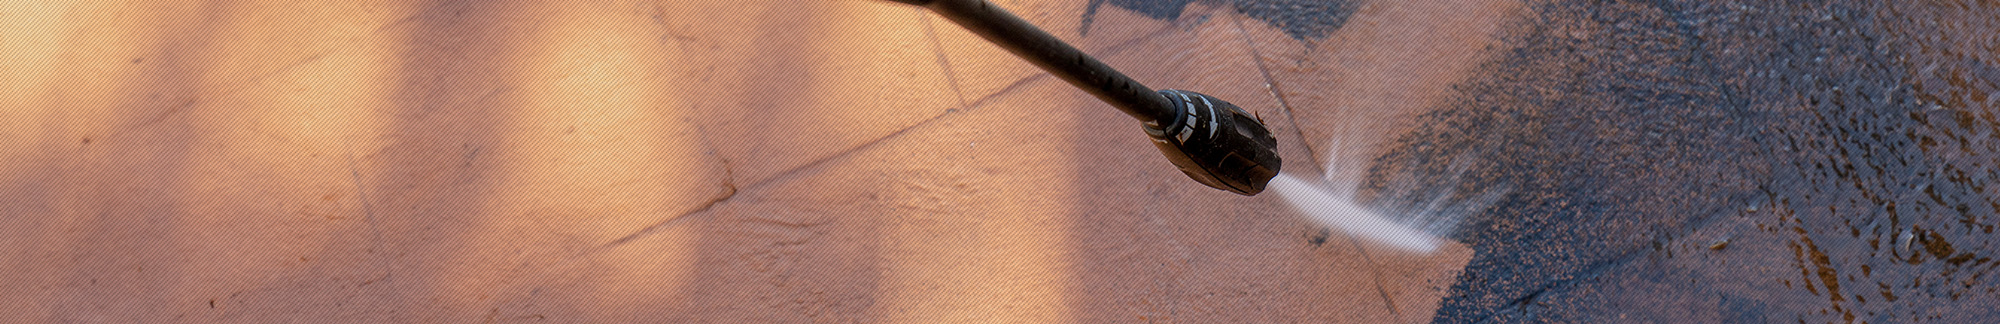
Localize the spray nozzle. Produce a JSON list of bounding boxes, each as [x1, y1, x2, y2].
[[1145, 90, 1282, 195], [898, 0, 1283, 195]]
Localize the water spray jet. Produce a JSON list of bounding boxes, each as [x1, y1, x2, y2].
[[1271, 173, 1442, 253]]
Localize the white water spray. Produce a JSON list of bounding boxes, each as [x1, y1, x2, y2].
[[1270, 142, 1510, 255], [1271, 173, 1441, 253]]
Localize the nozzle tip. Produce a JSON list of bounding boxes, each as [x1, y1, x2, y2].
[[1145, 90, 1282, 196]]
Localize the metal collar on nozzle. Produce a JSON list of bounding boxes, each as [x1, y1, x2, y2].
[[891, 0, 1282, 195]]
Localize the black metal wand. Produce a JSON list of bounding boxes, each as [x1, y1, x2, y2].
[[890, 0, 1282, 195]]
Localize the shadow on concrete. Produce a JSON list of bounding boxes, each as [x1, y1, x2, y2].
[[363, 0, 521, 319], [671, 2, 885, 321], [15, 2, 228, 320]]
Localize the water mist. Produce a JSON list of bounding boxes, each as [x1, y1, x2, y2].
[[1270, 143, 1509, 254]]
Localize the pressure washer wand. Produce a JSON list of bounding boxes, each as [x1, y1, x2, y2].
[[890, 0, 1282, 195]]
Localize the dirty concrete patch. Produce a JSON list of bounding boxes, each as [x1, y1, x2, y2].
[[1383, 0, 2000, 322], [1084, 0, 1359, 40]]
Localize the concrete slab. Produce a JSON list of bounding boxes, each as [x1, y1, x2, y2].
[[0, 0, 1495, 322]]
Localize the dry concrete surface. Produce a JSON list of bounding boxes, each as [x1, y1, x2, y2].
[[0, 0, 1517, 322]]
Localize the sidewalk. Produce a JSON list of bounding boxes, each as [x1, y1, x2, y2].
[[0, 0, 1516, 322]]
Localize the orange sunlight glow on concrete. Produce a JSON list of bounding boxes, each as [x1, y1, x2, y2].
[[0, 0, 1510, 322]]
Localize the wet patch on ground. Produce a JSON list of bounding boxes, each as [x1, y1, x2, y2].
[[1364, 0, 2000, 322], [1082, 0, 1356, 40]]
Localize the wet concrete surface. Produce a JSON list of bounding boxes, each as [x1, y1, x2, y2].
[[1075, 0, 2000, 322], [5, 0, 1998, 322], [1085, 0, 1356, 40], [1367, 0, 2000, 322]]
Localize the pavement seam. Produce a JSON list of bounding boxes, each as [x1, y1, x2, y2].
[[563, 6, 1217, 285], [1228, 10, 1402, 320], [596, 119, 741, 251], [738, 72, 1056, 190], [600, 180, 735, 250], [494, 75, 1064, 302], [585, 73, 1051, 254], [919, 9, 972, 109], [343, 148, 397, 284], [1226, 12, 1325, 173], [102, 97, 199, 141], [1347, 235, 1405, 317]]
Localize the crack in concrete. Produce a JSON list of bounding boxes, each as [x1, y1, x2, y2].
[[740, 216, 834, 229], [744, 73, 1051, 191], [600, 179, 736, 250], [411, 10, 1218, 303], [1227, 11, 1405, 319], [343, 149, 396, 283], [596, 117, 741, 251], [210, 51, 332, 95], [582, 6, 1205, 249], [101, 5, 457, 147], [207, 7, 446, 102], [592, 74, 1056, 253], [1347, 235, 1404, 317], [580, 7, 1196, 262], [965, 73, 1055, 112], [102, 45, 333, 142], [1227, 13, 1324, 172], [919, 9, 971, 109], [105, 96, 200, 141]]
